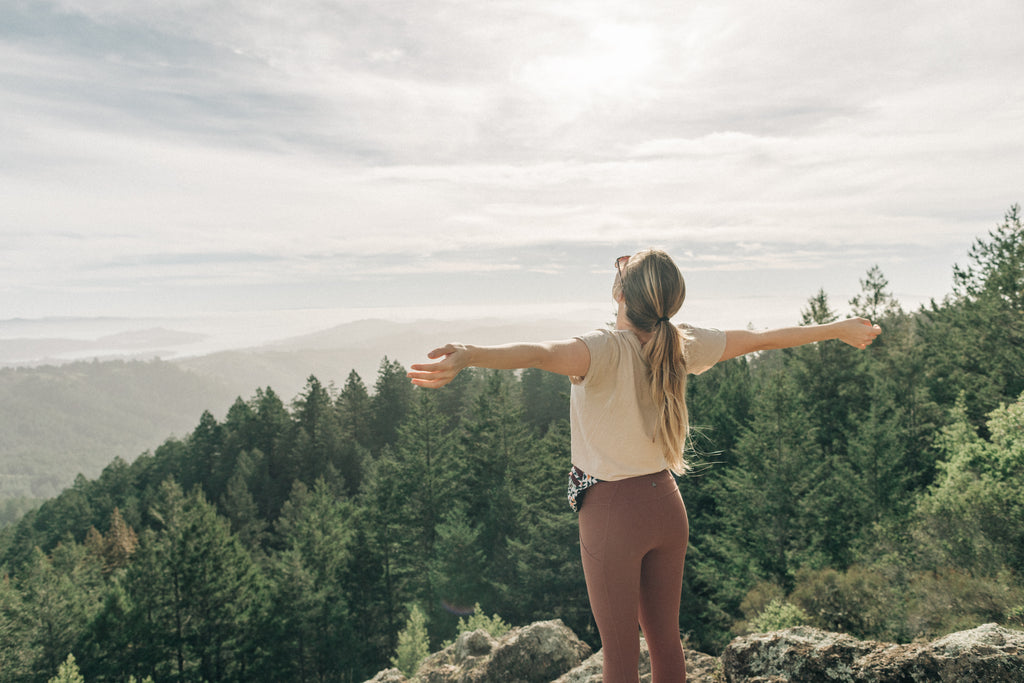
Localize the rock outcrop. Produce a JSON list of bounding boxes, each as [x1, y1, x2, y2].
[[365, 621, 1024, 683], [379, 619, 593, 683], [723, 622, 1024, 682]]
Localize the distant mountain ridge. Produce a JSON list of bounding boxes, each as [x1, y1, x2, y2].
[[0, 317, 601, 506], [182, 317, 601, 400]]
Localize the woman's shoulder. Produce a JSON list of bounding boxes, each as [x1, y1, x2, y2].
[[677, 324, 726, 374]]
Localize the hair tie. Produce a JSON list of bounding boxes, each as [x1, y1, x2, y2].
[[658, 316, 670, 324]]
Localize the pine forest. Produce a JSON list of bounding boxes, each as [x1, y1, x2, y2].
[[1, 206, 1023, 683]]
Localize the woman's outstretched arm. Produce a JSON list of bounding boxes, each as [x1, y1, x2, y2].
[[719, 317, 882, 362], [408, 339, 591, 389]]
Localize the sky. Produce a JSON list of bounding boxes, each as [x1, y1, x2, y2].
[[2, 0, 1023, 337]]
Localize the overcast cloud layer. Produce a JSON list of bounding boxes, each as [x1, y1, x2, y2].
[[2, 0, 1022, 327]]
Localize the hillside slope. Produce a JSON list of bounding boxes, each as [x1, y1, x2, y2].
[[0, 317, 600, 504]]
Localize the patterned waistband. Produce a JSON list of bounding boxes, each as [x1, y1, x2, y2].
[[566, 464, 600, 512]]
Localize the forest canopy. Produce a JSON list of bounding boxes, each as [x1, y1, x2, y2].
[[1, 206, 1022, 683]]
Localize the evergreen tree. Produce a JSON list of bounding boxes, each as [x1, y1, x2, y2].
[[451, 372, 533, 612], [90, 506, 138, 573], [185, 410, 225, 500], [429, 503, 486, 640], [710, 363, 822, 598], [357, 452, 406, 658], [915, 393, 1024, 575], [289, 376, 346, 493], [849, 265, 904, 321], [390, 604, 429, 677], [390, 390, 458, 625], [250, 387, 294, 519], [219, 451, 267, 551], [920, 204, 1024, 427], [221, 397, 257, 459], [0, 558, 39, 682], [125, 480, 261, 682], [336, 370, 373, 493], [504, 420, 591, 638], [337, 370, 372, 448], [14, 542, 103, 681], [48, 654, 84, 683], [267, 479, 357, 682], [520, 368, 569, 435], [370, 357, 413, 454]]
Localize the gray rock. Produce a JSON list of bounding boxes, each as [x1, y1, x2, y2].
[[365, 668, 408, 683], [721, 622, 1024, 682], [365, 620, 1024, 683], [480, 620, 592, 682], [721, 626, 876, 681], [413, 620, 591, 683]]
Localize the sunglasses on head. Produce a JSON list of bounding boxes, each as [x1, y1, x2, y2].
[[615, 255, 630, 279]]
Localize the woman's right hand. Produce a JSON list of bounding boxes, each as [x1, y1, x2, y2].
[[407, 343, 470, 388], [835, 317, 882, 350]]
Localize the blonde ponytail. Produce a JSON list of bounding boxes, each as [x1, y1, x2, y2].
[[619, 249, 690, 473]]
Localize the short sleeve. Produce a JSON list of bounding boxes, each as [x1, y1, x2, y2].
[[680, 325, 726, 375], [572, 329, 620, 387]]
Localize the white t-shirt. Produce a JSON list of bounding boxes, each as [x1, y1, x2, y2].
[[569, 325, 726, 481]]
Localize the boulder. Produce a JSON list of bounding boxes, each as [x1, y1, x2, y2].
[[854, 622, 1024, 682], [414, 620, 591, 683], [721, 622, 1024, 682], [721, 626, 877, 681], [554, 637, 721, 683], [365, 668, 408, 683]]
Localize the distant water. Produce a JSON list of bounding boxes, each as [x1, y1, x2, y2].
[[0, 303, 612, 367]]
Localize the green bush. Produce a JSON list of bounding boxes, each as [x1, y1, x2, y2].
[[750, 599, 810, 633], [441, 603, 511, 648], [390, 604, 430, 677], [790, 565, 896, 640], [48, 655, 84, 683], [455, 603, 510, 639]]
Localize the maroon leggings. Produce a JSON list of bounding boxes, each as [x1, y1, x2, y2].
[[579, 470, 689, 683]]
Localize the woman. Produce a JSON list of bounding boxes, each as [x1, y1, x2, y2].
[[408, 249, 881, 682]]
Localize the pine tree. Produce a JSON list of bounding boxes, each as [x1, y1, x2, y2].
[[125, 480, 262, 682], [370, 357, 413, 454], [15, 542, 103, 681], [711, 364, 822, 596], [920, 204, 1024, 427], [337, 370, 372, 448], [336, 370, 373, 493], [392, 391, 458, 620], [390, 604, 430, 677], [250, 387, 295, 519], [429, 502, 487, 638], [48, 654, 84, 683], [100, 506, 139, 573], [451, 372, 533, 610], [268, 478, 357, 681], [289, 376, 346, 490], [186, 410, 225, 499], [219, 451, 267, 551]]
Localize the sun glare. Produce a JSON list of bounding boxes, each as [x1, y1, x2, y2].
[[516, 22, 659, 107]]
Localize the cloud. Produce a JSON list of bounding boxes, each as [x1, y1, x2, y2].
[[1, 0, 1021, 320]]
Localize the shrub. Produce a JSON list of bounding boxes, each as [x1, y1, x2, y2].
[[750, 599, 810, 633], [49, 655, 84, 683], [455, 603, 510, 640], [441, 603, 512, 648], [390, 604, 430, 677]]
